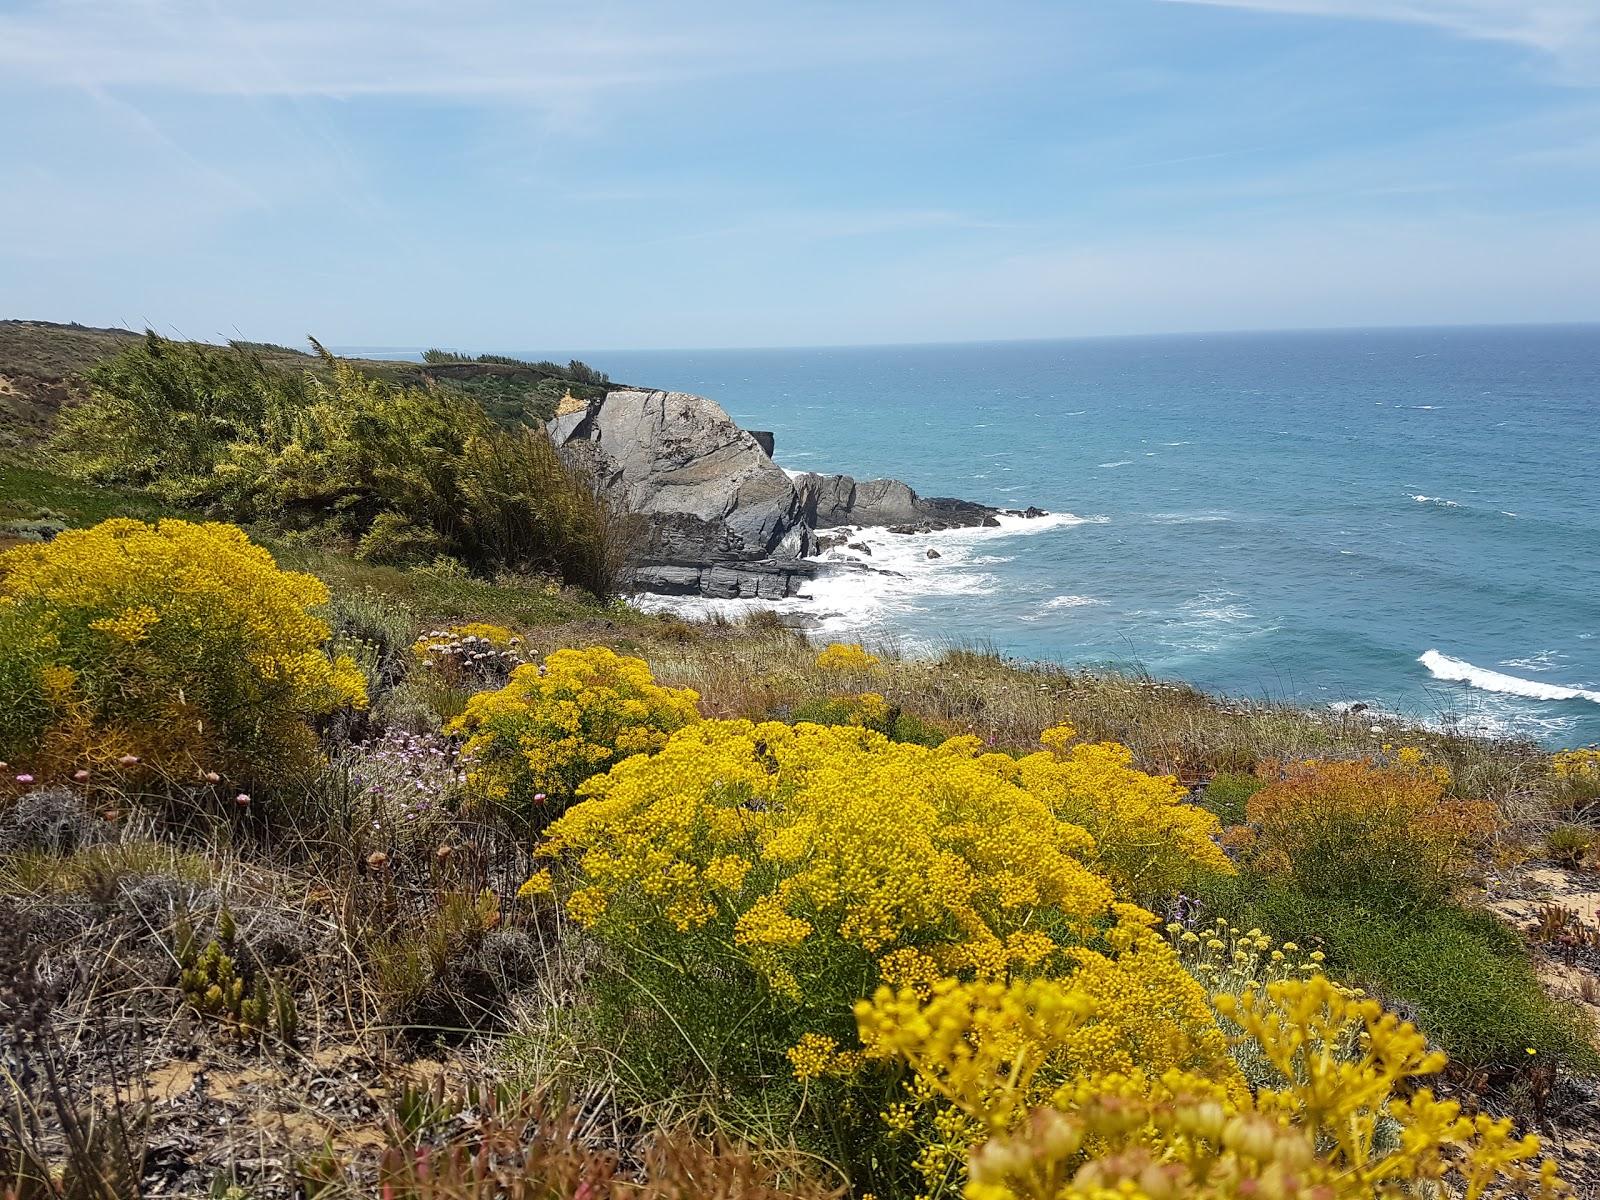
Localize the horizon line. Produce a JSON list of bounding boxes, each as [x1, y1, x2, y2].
[[333, 318, 1600, 360]]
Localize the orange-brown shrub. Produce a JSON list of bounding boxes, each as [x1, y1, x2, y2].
[[1236, 758, 1497, 910]]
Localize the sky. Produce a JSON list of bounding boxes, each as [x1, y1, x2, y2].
[[2, 0, 1598, 351]]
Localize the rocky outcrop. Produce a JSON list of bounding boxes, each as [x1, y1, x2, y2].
[[548, 388, 1029, 598], [550, 389, 817, 597], [792, 472, 996, 532]]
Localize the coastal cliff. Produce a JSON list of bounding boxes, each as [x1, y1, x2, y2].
[[548, 387, 1029, 598]]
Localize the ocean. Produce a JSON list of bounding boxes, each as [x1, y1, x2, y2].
[[371, 326, 1600, 747]]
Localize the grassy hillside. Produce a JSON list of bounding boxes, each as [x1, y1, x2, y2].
[[0, 319, 615, 448]]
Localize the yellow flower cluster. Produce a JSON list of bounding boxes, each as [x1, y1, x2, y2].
[[1167, 919, 1326, 995], [448, 645, 700, 822], [547, 715, 1564, 1199], [964, 975, 1566, 1200], [1553, 748, 1600, 782], [814, 642, 881, 672], [1015, 725, 1234, 899], [544, 719, 1120, 999], [0, 518, 366, 783], [855, 915, 1242, 1190]]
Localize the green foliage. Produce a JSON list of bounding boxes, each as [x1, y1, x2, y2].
[[1199, 871, 1599, 1073], [1195, 770, 1262, 826], [1235, 758, 1496, 915], [176, 909, 299, 1042], [51, 334, 634, 597], [1543, 824, 1596, 869], [421, 347, 609, 384]]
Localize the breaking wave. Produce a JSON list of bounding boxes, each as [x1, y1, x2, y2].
[[1419, 650, 1600, 705]]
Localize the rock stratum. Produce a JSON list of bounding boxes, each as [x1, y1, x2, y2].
[[549, 388, 1037, 599]]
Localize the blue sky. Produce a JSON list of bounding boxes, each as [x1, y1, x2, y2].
[[3, 0, 1598, 350]]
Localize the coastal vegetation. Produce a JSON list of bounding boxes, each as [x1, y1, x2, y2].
[[2, 323, 1598, 1198], [47, 331, 634, 596]]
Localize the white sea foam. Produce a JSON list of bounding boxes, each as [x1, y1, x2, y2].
[[1043, 593, 1102, 610], [1149, 511, 1232, 525], [1419, 650, 1600, 704], [1410, 494, 1460, 507], [1501, 651, 1567, 673], [631, 511, 1104, 642], [1098, 459, 1134, 468], [1327, 698, 1578, 743]]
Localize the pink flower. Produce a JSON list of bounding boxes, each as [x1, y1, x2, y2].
[[235, 792, 251, 807], [534, 792, 547, 804], [117, 754, 140, 767], [15, 774, 34, 784], [204, 771, 221, 784], [73, 770, 90, 782]]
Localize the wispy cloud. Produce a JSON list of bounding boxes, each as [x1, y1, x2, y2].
[[0, 1, 980, 104], [1159, 0, 1600, 78]]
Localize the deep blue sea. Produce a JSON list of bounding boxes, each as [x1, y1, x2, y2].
[[364, 326, 1600, 747]]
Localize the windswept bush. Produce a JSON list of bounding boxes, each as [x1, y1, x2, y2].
[[449, 646, 700, 824], [53, 334, 635, 596], [0, 518, 366, 789]]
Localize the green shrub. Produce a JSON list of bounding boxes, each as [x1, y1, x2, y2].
[[1235, 758, 1497, 914], [1544, 825, 1596, 870], [1200, 872, 1598, 1073], [1196, 770, 1262, 826], [52, 334, 635, 597]]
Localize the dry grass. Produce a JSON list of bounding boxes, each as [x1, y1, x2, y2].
[[508, 616, 1559, 836]]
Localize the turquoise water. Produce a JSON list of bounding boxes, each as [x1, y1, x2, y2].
[[574, 326, 1600, 747]]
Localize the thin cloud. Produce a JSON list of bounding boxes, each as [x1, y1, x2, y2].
[[0, 1, 981, 102], [1159, 0, 1600, 77]]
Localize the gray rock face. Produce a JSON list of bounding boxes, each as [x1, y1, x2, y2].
[[551, 389, 811, 565], [793, 472, 995, 531], [550, 388, 1024, 599]]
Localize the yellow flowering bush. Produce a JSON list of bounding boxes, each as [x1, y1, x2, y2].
[[545, 720, 1118, 998], [539, 718, 1258, 1188], [814, 642, 881, 672], [961, 975, 1565, 1200], [0, 518, 366, 786], [448, 645, 700, 823], [1013, 724, 1233, 900]]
